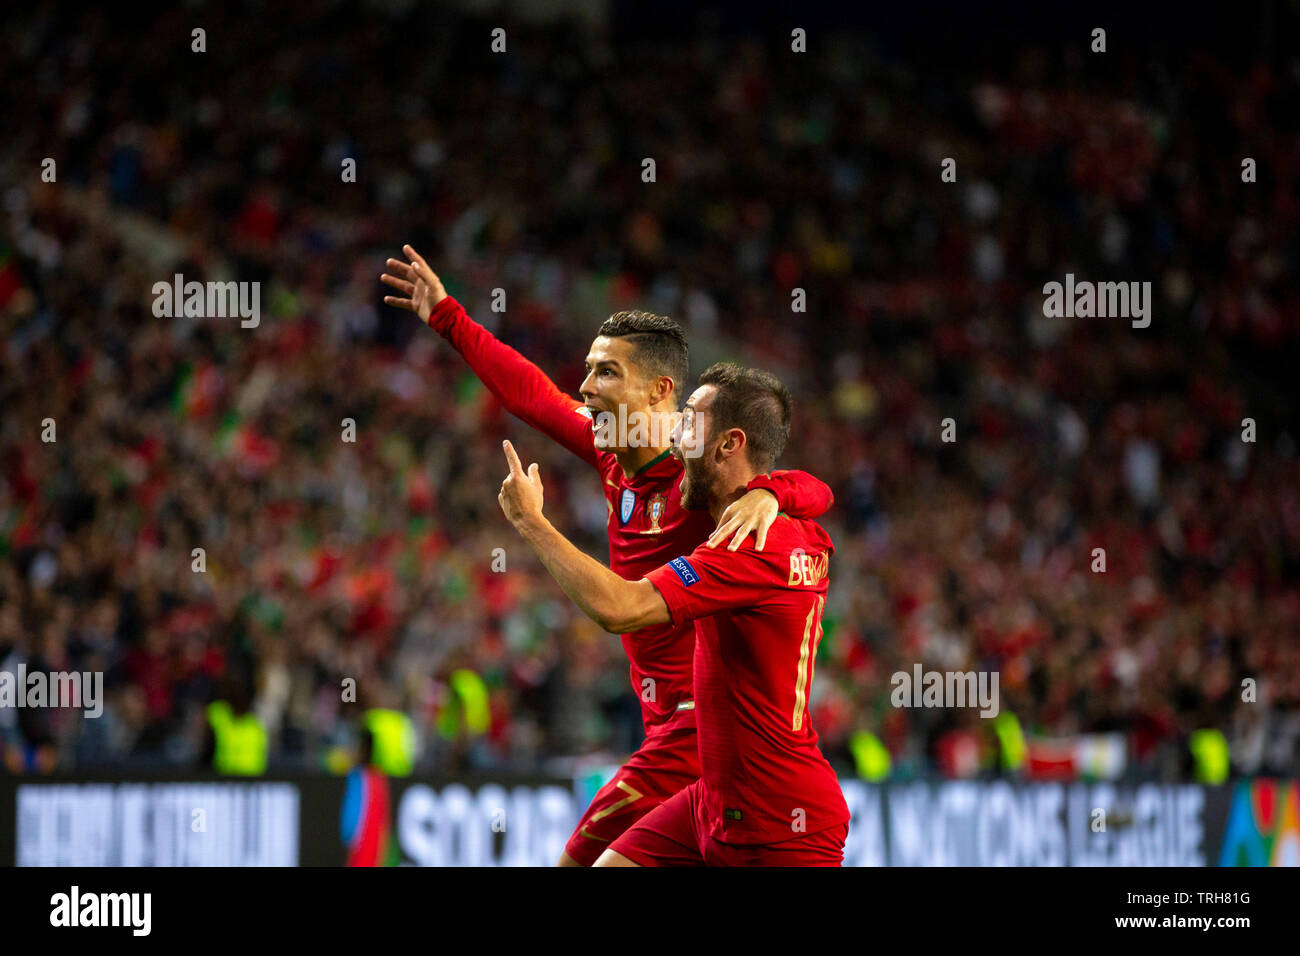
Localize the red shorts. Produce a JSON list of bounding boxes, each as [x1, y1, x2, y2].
[[563, 728, 700, 867], [609, 779, 848, 866]]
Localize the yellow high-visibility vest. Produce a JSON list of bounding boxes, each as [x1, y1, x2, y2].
[[993, 711, 1026, 771], [208, 701, 268, 776], [363, 708, 416, 777], [1189, 729, 1230, 784], [849, 730, 891, 782], [436, 669, 490, 739]]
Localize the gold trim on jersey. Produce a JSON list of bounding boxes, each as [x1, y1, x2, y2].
[[792, 595, 825, 732], [578, 779, 646, 840]]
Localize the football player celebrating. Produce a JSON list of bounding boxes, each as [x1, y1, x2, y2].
[[382, 247, 833, 865], [497, 363, 849, 866]]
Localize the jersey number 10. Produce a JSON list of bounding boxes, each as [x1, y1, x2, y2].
[[792, 595, 826, 732]]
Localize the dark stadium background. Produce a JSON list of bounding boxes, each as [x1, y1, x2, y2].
[[0, 0, 1297, 865]]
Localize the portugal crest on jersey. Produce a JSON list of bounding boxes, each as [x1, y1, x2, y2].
[[647, 493, 666, 533], [619, 488, 636, 524]]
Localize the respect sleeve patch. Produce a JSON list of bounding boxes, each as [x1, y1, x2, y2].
[[667, 556, 700, 587]]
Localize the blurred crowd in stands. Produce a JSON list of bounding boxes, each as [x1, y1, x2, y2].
[[2, 2, 1297, 779]]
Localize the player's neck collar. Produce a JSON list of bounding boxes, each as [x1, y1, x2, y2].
[[630, 447, 673, 478]]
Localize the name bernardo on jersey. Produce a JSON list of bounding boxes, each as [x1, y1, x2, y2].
[[788, 549, 829, 586], [669, 548, 828, 590]]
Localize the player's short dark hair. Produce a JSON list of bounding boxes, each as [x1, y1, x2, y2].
[[597, 311, 689, 396], [697, 362, 792, 472]]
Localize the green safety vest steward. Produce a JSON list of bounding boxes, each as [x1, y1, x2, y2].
[[993, 711, 1026, 772], [363, 708, 417, 777], [1189, 728, 1230, 784], [435, 669, 491, 739], [849, 730, 891, 782], [207, 701, 268, 776]]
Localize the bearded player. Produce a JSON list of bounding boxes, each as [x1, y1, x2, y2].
[[498, 363, 849, 865], [381, 245, 833, 866]]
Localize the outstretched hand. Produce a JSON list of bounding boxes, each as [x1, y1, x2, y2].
[[381, 244, 447, 323]]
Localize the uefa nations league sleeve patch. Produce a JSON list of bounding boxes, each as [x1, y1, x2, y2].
[[668, 556, 699, 587]]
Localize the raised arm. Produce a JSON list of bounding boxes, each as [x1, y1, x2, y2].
[[497, 441, 669, 633], [383, 245, 599, 469]]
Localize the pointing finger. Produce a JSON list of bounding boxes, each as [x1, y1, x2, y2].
[[502, 440, 525, 477]]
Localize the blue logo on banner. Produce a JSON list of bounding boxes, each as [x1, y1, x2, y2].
[[668, 556, 699, 587], [619, 489, 636, 524]]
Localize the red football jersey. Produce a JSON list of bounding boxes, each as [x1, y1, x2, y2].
[[428, 297, 834, 736], [645, 515, 850, 844]]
